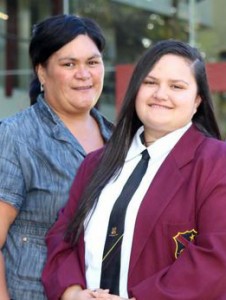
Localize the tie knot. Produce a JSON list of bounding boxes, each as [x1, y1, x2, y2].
[[141, 149, 150, 160]]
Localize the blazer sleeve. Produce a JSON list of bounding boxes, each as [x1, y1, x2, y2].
[[129, 143, 226, 300], [42, 152, 100, 300]]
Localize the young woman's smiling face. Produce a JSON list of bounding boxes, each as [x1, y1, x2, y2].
[[135, 54, 201, 141]]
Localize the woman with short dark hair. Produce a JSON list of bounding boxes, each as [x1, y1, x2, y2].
[[0, 14, 113, 300]]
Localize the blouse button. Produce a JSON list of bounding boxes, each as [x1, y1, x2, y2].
[[22, 236, 28, 242]]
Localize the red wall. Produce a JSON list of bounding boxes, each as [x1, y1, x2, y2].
[[115, 62, 226, 112]]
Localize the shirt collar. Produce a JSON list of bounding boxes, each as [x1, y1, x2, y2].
[[126, 123, 192, 162], [35, 94, 61, 125], [36, 94, 113, 137]]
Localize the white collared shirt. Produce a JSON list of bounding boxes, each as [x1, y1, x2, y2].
[[84, 123, 191, 297]]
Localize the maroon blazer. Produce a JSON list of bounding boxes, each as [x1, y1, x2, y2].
[[42, 125, 226, 300]]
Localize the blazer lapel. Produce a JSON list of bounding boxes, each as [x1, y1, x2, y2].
[[128, 125, 205, 275]]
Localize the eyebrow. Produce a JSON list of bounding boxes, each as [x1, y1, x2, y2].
[[145, 75, 189, 86], [58, 54, 102, 62]]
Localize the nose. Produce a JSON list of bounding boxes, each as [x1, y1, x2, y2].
[[75, 65, 91, 80], [153, 85, 168, 101]]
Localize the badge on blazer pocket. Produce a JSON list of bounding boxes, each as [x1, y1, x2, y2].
[[173, 229, 197, 259]]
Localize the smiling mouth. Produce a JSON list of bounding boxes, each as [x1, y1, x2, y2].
[[149, 104, 172, 110], [74, 85, 92, 90]]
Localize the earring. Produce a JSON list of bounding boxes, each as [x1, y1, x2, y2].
[[40, 83, 44, 92]]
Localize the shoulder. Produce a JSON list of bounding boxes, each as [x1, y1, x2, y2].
[[80, 147, 105, 171], [170, 125, 226, 169], [0, 106, 35, 132], [69, 147, 105, 196], [195, 138, 226, 179], [186, 128, 226, 171], [197, 135, 226, 159], [177, 125, 226, 156], [0, 104, 45, 147], [72, 147, 104, 181]]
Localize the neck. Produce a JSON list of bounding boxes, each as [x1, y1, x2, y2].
[[141, 132, 156, 146], [145, 140, 155, 146]]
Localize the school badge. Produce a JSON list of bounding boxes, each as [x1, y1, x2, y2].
[[173, 229, 197, 259]]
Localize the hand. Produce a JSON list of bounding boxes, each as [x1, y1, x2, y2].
[[61, 286, 93, 300], [91, 289, 109, 299], [61, 287, 110, 300], [91, 290, 136, 300]]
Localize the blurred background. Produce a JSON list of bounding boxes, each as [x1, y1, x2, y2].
[[1, 0, 226, 136]]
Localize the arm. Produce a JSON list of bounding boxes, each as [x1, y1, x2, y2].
[[0, 201, 18, 300], [42, 153, 100, 300], [91, 291, 136, 300], [0, 252, 10, 300], [61, 285, 82, 300], [60, 285, 104, 300], [0, 124, 25, 299], [42, 183, 86, 300]]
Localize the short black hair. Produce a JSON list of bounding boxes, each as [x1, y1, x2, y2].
[[29, 14, 105, 104]]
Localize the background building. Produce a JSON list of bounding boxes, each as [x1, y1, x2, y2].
[[1, 0, 226, 135]]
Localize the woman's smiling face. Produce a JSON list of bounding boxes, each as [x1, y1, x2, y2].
[[135, 54, 201, 141], [37, 34, 104, 117]]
